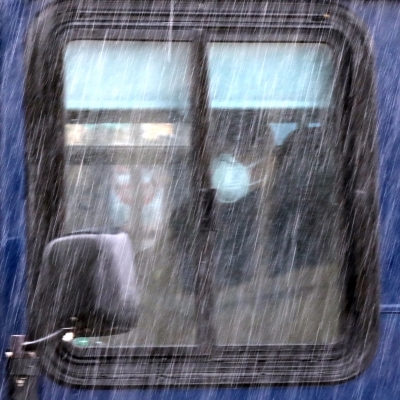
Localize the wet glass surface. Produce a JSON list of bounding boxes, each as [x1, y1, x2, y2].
[[63, 40, 342, 347]]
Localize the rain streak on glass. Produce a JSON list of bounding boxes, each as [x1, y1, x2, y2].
[[63, 40, 342, 346]]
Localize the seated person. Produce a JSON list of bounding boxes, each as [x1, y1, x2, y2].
[[170, 112, 274, 291]]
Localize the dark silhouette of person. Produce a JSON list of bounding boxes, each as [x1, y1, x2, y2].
[[170, 111, 274, 291], [268, 127, 339, 275]]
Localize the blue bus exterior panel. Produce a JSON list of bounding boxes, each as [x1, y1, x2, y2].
[[1, 0, 400, 398]]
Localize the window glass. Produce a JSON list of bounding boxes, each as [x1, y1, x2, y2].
[[208, 43, 334, 108], [64, 41, 195, 346], [205, 43, 341, 344], [63, 40, 342, 347], [65, 41, 191, 109]]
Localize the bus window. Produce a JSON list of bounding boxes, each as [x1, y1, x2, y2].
[[60, 40, 340, 346], [25, 2, 379, 386], [64, 41, 196, 345]]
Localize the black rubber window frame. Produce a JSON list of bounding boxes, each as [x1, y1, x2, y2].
[[24, 0, 379, 387]]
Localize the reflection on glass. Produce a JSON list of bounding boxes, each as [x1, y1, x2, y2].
[[63, 40, 342, 347], [208, 43, 334, 109], [64, 41, 196, 346], [65, 123, 189, 147], [64, 41, 191, 109], [206, 43, 341, 345]]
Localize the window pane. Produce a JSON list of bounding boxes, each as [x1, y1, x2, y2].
[[63, 41, 196, 346], [63, 40, 342, 347], [65, 41, 191, 109], [205, 43, 342, 344], [208, 43, 334, 108]]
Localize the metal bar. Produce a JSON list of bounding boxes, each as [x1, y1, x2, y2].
[[190, 32, 216, 352], [66, 109, 186, 124], [66, 108, 326, 124]]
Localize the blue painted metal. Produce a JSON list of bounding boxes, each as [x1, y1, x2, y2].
[[0, 0, 32, 398], [2, 0, 400, 398], [381, 304, 400, 313], [352, 1, 400, 305]]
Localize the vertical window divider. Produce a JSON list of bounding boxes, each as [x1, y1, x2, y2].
[[190, 31, 216, 353]]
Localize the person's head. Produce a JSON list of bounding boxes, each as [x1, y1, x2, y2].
[[209, 111, 275, 202]]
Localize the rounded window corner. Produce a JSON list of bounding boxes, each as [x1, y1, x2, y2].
[[24, 0, 380, 389]]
